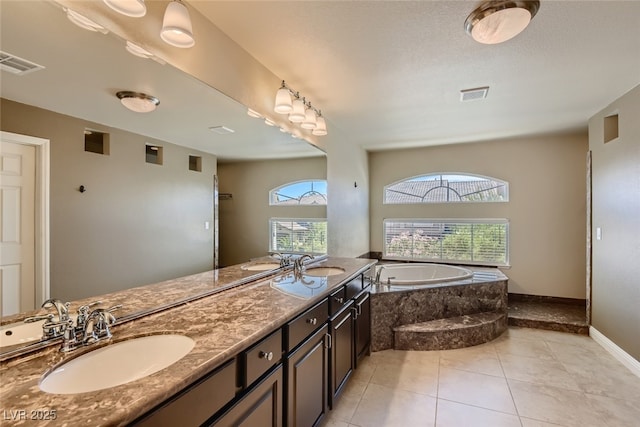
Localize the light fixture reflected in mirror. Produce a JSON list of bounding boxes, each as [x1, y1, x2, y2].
[[64, 8, 109, 34], [161, 0, 195, 48], [465, 0, 540, 44], [312, 116, 327, 136], [125, 41, 153, 58], [116, 91, 160, 113], [103, 0, 147, 18]]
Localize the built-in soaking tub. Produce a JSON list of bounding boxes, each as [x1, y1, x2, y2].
[[376, 263, 474, 285], [370, 264, 508, 351]]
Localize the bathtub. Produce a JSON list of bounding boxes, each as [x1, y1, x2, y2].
[[375, 263, 474, 285]]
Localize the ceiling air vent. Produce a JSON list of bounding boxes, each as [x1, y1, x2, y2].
[[460, 86, 489, 102], [0, 51, 45, 75]]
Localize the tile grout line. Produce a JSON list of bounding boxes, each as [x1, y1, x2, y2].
[[495, 341, 525, 427]]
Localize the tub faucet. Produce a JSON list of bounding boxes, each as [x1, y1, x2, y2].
[[374, 265, 387, 285]]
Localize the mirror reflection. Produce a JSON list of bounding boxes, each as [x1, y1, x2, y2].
[[0, 0, 324, 353]]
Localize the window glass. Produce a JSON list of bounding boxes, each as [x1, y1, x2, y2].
[[384, 173, 508, 204], [270, 219, 328, 255], [270, 180, 327, 205]]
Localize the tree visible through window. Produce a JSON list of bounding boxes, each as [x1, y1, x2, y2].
[[270, 180, 327, 205], [270, 219, 327, 255], [384, 173, 508, 204], [384, 219, 509, 266]]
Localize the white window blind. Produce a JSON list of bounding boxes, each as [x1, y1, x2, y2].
[[270, 218, 327, 255], [383, 219, 509, 266]]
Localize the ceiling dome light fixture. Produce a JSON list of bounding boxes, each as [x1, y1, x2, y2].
[[116, 91, 160, 113], [64, 8, 109, 34], [125, 41, 153, 59], [161, 0, 195, 48], [465, 0, 540, 45], [103, 0, 147, 18]]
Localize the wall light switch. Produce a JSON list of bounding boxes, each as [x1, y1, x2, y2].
[[596, 227, 602, 240], [205, 221, 210, 230]]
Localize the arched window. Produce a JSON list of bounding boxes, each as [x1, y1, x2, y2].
[[384, 173, 508, 204], [270, 180, 327, 206]]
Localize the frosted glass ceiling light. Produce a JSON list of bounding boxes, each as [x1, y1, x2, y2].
[[312, 116, 327, 136], [125, 41, 153, 59], [288, 98, 306, 123], [65, 8, 108, 34], [465, 1, 540, 44], [103, 0, 147, 18], [161, 0, 195, 48], [301, 105, 317, 129], [274, 81, 293, 114], [116, 91, 160, 113]]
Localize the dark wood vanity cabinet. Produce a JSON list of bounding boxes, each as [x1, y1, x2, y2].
[[285, 324, 330, 427], [329, 300, 355, 407], [211, 365, 283, 427], [353, 289, 371, 367], [131, 272, 372, 427]]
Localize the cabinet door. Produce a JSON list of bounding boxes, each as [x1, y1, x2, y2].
[[211, 365, 283, 427], [329, 301, 354, 407], [354, 291, 371, 366], [286, 324, 329, 427]]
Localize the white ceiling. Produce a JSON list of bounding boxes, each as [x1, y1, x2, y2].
[[2, 1, 639, 159], [191, 0, 640, 150]]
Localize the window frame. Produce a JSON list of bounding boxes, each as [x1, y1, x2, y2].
[[383, 172, 509, 204], [269, 217, 328, 256], [383, 218, 510, 267], [269, 179, 328, 206]]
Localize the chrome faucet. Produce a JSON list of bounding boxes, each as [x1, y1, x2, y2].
[[82, 308, 118, 344], [373, 265, 395, 285], [24, 299, 71, 338], [293, 254, 314, 277], [269, 252, 292, 268]]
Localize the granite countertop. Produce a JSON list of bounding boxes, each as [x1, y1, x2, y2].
[[0, 257, 376, 426]]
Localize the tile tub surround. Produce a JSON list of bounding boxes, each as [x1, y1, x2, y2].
[[370, 269, 508, 351], [0, 257, 376, 426]]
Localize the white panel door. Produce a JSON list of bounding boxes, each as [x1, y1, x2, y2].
[[0, 140, 36, 316]]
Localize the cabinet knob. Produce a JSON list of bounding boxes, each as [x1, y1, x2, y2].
[[259, 351, 273, 361], [306, 317, 317, 326], [335, 297, 344, 304]]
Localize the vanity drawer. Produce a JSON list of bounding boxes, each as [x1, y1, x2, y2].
[[133, 358, 237, 427], [285, 299, 328, 352], [329, 286, 347, 318], [345, 274, 365, 300], [242, 329, 282, 388]]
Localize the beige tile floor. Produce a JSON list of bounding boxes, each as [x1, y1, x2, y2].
[[321, 327, 640, 427]]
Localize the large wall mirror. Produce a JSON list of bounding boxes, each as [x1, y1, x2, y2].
[[0, 0, 325, 352]]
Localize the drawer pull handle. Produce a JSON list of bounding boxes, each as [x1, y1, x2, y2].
[[335, 297, 344, 304], [306, 317, 317, 326], [351, 306, 358, 320], [259, 351, 274, 361]]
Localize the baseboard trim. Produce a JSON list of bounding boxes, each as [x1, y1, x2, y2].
[[590, 326, 640, 378]]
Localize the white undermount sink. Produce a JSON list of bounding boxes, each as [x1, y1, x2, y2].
[[39, 334, 195, 394], [0, 321, 46, 348], [242, 262, 281, 271], [0, 314, 79, 349], [303, 267, 345, 277]]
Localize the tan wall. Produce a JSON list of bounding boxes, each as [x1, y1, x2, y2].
[[217, 157, 327, 267], [1, 99, 217, 301], [589, 84, 640, 360], [369, 133, 588, 298], [327, 139, 370, 257]]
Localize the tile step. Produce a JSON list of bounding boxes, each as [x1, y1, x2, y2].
[[393, 311, 507, 351]]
